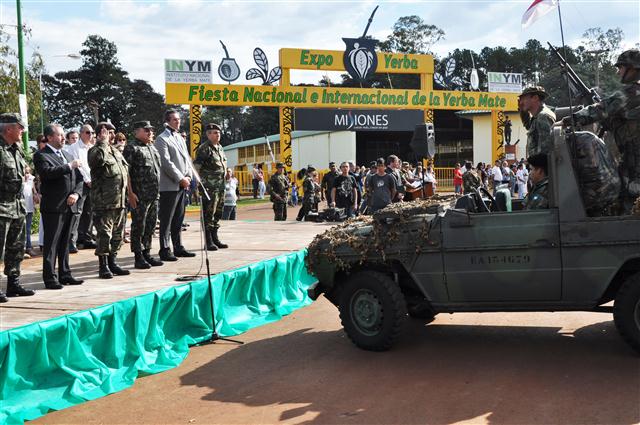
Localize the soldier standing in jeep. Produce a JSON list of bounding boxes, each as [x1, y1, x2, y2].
[[565, 49, 640, 215]]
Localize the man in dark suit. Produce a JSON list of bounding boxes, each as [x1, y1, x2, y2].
[[33, 124, 84, 289]]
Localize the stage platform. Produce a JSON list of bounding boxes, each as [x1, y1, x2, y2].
[[1, 203, 329, 331]]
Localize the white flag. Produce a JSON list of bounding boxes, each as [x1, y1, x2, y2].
[[522, 0, 558, 29]]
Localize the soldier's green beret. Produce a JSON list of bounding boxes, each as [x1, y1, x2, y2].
[[0, 113, 26, 128], [276, 162, 285, 168], [205, 123, 222, 131], [133, 120, 153, 129], [519, 86, 548, 100]]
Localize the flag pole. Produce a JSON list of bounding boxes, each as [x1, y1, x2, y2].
[[556, 0, 576, 128]]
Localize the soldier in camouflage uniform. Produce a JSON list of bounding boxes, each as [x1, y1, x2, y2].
[[523, 154, 549, 210], [124, 121, 163, 269], [88, 122, 130, 279], [194, 123, 229, 251], [269, 163, 290, 221], [0, 114, 35, 302], [519, 86, 556, 157], [296, 166, 319, 221], [567, 49, 640, 215], [462, 161, 481, 194]]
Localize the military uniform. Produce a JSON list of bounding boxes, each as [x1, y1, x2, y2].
[[0, 114, 35, 301], [194, 123, 229, 250], [462, 169, 481, 194], [123, 121, 161, 266], [573, 82, 640, 214], [296, 175, 317, 221], [0, 134, 26, 281], [523, 177, 549, 210], [519, 86, 557, 157], [88, 124, 129, 278], [269, 165, 290, 221]]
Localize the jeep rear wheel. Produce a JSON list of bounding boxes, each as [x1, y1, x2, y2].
[[339, 271, 407, 351], [613, 272, 640, 354]]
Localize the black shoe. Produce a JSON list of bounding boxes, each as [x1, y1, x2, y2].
[[159, 248, 178, 262], [44, 280, 64, 289], [6, 276, 36, 297], [174, 247, 196, 257], [60, 275, 84, 285], [134, 252, 151, 269], [69, 244, 78, 254], [98, 256, 113, 279], [212, 229, 228, 249], [143, 250, 163, 267], [0, 290, 7, 303], [108, 254, 130, 276], [79, 240, 97, 249]]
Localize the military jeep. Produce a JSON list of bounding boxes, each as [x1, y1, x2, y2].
[[305, 130, 640, 353]]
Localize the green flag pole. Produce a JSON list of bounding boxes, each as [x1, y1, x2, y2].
[[16, 0, 29, 150]]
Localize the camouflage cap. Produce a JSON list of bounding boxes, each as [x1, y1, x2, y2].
[[0, 113, 26, 128], [519, 86, 548, 100], [615, 49, 640, 69], [276, 162, 285, 168], [133, 120, 153, 129], [205, 122, 221, 131]]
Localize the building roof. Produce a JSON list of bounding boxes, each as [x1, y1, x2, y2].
[[225, 130, 331, 150]]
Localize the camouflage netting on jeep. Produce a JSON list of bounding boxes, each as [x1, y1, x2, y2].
[[305, 195, 458, 274]]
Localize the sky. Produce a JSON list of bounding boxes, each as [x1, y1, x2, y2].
[[0, 0, 638, 95]]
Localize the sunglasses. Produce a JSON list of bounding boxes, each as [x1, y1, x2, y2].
[[84, 131, 95, 134]]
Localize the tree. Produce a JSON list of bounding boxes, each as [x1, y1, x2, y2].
[[378, 15, 445, 55], [0, 25, 45, 137], [43, 35, 165, 136]]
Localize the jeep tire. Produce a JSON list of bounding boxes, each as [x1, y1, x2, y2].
[[613, 272, 640, 354], [339, 271, 407, 351]]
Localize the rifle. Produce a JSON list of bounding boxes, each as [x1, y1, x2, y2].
[[547, 42, 601, 105]]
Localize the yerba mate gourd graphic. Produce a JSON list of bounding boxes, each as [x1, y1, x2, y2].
[[342, 5, 379, 84], [218, 40, 240, 83]]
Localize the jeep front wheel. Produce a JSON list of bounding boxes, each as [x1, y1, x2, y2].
[[613, 272, 640, 354], [339, 271, 407, 351]]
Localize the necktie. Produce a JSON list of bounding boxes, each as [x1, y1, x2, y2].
[[56, 150, 63, 159]]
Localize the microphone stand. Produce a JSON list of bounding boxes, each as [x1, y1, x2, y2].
[[183, 161, 243, 345]]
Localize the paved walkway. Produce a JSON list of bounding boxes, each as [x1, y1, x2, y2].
[[0, 201, 329, 331]]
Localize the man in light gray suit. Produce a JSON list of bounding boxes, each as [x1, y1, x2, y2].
[[154, 109, 196, 261]]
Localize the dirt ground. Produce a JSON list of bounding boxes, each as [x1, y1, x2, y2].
[[14, 199, 640, 424], [37, 297, 639, 424]]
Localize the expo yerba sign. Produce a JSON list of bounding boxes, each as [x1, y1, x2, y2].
[[165, 83, 517, 111]]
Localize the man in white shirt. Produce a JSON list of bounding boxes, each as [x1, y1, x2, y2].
[[491, 160, 503, 196], [66, 124, 95, 251], [516, 163, 529, 198]]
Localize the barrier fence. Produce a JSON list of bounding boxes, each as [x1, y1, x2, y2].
[[232, 167, 456, 196]]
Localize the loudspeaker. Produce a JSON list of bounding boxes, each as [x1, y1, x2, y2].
[[410, 123, 436, 159]]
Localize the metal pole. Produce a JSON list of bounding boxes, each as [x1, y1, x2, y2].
[[39, 72, 44, 134], [16, 0, 28, 149]]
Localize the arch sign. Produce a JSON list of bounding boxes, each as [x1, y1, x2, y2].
[[165, 48, 519, 170]]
